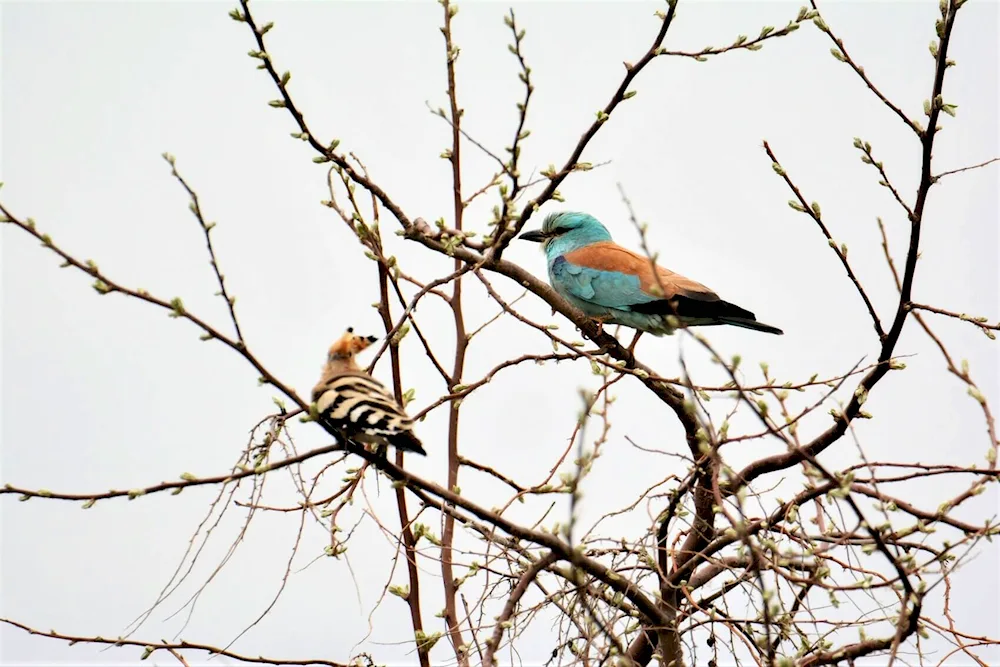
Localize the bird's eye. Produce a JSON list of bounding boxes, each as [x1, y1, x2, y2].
[[552, 226, 572, 236], [346, 326, 354, 333]]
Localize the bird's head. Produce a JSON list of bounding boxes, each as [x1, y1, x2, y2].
[[327, 327, 379, 363], [518, 212, 613, 253]]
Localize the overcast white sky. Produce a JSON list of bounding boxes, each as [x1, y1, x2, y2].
[[2, 1, 998, 665]]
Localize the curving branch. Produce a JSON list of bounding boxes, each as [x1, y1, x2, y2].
[[730, 0, 966, 494], [0, 618, 346, 667]]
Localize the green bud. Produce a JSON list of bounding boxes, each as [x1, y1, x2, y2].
[[168, 297, 186, 318]]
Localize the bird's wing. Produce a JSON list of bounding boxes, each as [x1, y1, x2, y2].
[[314, 372, 414, 433], [558, 242, 720, 309]]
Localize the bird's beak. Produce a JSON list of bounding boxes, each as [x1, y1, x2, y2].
[[350, 334, 379, 354], [519, 229, 547, 243]]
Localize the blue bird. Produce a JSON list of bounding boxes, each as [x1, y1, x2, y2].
[[519, 212, 783, 340]]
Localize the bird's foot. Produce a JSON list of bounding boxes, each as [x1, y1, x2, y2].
[[626, 331, 643, 356], [590, 315, 612, 337]]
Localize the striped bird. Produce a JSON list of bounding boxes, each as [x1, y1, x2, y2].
[[519, 212, 783, 338], [311, 328, 426, 456]]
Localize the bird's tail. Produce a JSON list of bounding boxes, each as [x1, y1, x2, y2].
[[387, 431, 428, 456], [717, 317, 784, 335]]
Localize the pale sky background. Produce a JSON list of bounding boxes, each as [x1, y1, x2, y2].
[[1, 1, 998, 665]]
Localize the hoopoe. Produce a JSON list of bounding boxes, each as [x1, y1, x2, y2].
[[311, 328, 426, 456]]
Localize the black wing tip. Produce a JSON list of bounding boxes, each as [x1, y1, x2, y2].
[[631, 295, 756, 321]]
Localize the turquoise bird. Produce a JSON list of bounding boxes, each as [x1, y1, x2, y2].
[[519, 212, 783, 339]]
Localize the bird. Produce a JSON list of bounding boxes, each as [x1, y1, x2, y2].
[[519, 212, 783, 341], [311, 328, 427, 456]]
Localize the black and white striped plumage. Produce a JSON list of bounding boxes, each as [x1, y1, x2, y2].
[[312, 329, 426, 456]]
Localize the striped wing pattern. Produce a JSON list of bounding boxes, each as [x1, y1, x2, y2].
[[313, 373, 426, 455]]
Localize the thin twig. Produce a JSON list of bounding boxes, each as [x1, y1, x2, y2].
[[164, 154, 244, 343], [933, 156, 1000, 181], [765, 141, 886, 341]]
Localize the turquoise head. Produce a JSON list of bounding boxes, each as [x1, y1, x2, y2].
[[518, 212, 614, 258]]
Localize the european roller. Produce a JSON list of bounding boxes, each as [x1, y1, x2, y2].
[[519, 212, 783, 339]]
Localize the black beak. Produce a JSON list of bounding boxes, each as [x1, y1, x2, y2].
[[519, 229, 547, 243], [366, 335, 378, 343]]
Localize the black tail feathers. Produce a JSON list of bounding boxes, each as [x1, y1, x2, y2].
[[386, 430, 427, 456]]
